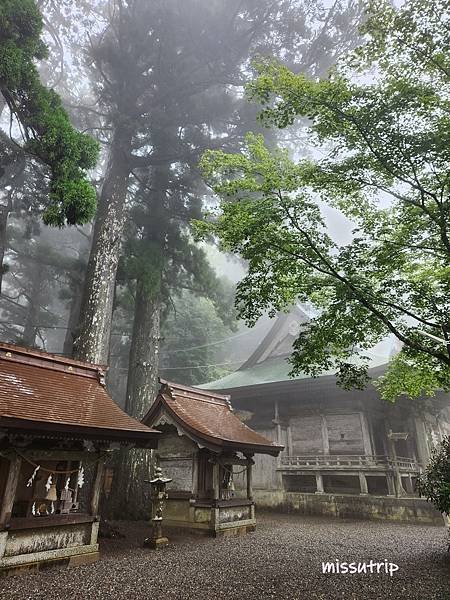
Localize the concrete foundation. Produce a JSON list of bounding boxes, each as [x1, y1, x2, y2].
[[163, 497, 257, 536], [0, 519, 100, 577], [253, 490, 443, 524], [0, 548, 99, 577]]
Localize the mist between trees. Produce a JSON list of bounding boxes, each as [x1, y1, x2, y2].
[[2, 0, 448, 518]]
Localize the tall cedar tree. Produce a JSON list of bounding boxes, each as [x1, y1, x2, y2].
[[72, 0, 362, 364]]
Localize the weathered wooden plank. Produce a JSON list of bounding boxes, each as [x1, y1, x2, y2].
[[90, 458, 105, 516], [290, 416, 323, 454], [0, 455, 21, 527], [6, 514, 95, 531]]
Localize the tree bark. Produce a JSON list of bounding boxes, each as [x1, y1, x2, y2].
[[106, 162, 168, 519], [0, 136, 25, 295], [22, 263, 46, 347], [126, 161, 168, 416], [0, 196, 11, 294], [63, 280, 83, 356], [73, 125, 133, 364], [105, 276, 162, 519], [125, 283, 162, 418]]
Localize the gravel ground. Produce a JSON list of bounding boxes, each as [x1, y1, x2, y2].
[[1, 513, 449, 600]]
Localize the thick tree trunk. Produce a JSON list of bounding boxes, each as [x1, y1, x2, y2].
[[63, 282, 83, 356], [106, 162, 168, 519], [22, 304, 39, 347], [0, 138, 25, 295], [106, 282, 162, 519], [125, 282, 162, 418], [63, 235, 91, 356], [71, 125, 134, 518], [73, 125, 133, 364], [22, 264, 45, 347], [0, 198, 11, 294], [125, 161, 168, 416]]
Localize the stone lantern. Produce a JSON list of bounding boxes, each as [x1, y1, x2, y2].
[[144, 466, 172, 549]]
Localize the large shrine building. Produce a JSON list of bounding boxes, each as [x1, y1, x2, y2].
[[200, 306, 450, 523]]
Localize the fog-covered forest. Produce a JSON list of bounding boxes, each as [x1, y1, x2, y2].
[[0, 1, 363, 406], [1, 1, 450, 597], [2, 0, 450, 525]]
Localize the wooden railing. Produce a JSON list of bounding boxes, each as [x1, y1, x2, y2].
[[280, 454, 421, 472], [387, 456, 421, 471]]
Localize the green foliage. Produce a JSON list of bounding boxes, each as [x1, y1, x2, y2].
[[374, 351, 450, 402], [122, 238, 165, 300], [417, 437, 450, 515], [160, 291, 235, 386], [354, 0, 450, 82], [0, 0, 98, 226], [200, 0, 450, 399]]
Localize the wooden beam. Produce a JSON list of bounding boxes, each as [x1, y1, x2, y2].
[[359, 412, 373, 456], [315, 473, 324, 494], [359, 472, 368, 495], [215, 456, 254, 467], [22, 450, 94, 461], [192, 452, 199, 498], [321, 415, 330, 454], [246, 462, 253, 501], [6, 514, 95, 531], [212, 463, 220, 501]]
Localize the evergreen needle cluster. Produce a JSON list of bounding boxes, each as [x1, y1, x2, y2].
[[0, 0, 99, 226]]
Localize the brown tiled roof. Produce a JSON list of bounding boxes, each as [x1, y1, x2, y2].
[[0, 343, 159, 446], [143, 379, 283, 456]]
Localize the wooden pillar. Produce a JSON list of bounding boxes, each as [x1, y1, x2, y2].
[[385, 423, 406, 498], [90, 455, 105, 516], [287, 426, 293, 456], [414, 417, 430, 468], [212, 461, 220, 501], [246, 455, 254, 501], [315, 472, 324, 494], [359, 472, 368, 495], [0, 455, 21, 527], [192, 452, 199, 498], [274, 401, 283, 472], [388, 440, 406, 498], [359, 413, 372, 456], [404, 475, 414, 496], [321, 415, 330, 455], [392, 466, 405, 497], [386, 473, 395, 496]]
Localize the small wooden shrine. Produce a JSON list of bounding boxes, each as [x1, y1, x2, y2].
[[0, 343, 160, 576], [143, 379, 283, 536]]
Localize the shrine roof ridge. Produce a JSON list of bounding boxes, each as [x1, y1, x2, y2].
[[0, 342, 160, 446], [159, 378, 232, 406], [144, 379, 284, 456], [0, 342, 106, 380]]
